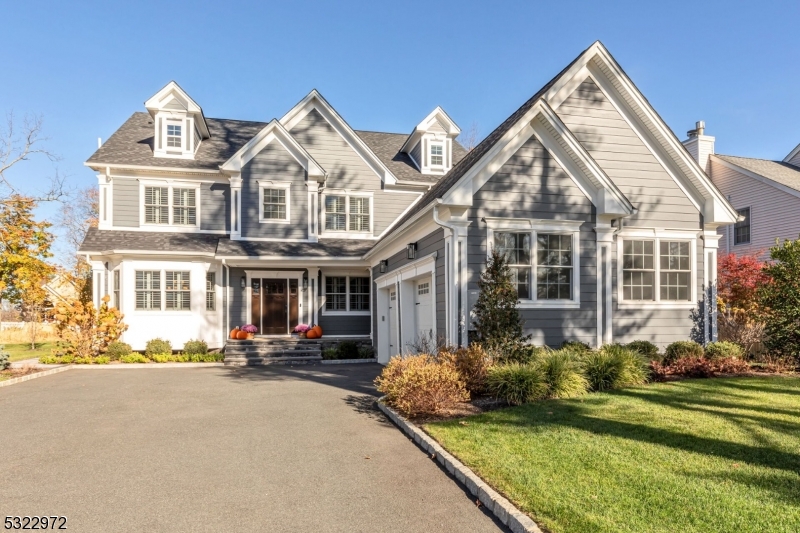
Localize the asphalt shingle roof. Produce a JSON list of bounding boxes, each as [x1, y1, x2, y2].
[[79, 227, 220, 254], [216, 238, 374, 258], [355, 130, 467, 184], [86, 112, 268, 171], [716, 154, 800, 193]]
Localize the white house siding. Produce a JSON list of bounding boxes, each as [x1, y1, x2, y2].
[[710, 158, 800, 257], [467, 135, 598, 347], [240, 142, 308, 240], [558, 78, 701, 229], [288, 109, 419, 237], [117, 259, 224, 351]]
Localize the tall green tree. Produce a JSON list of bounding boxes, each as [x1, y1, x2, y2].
[[472, 248, 529, 360], [0, 195, 55, 348], [759, 237, 800, 361]]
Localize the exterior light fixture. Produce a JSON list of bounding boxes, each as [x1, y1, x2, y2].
[[240, 276, 246, 289], [406, 243, 417, 260], [302, 276, 308, 290], [379, 260, 388, 273]]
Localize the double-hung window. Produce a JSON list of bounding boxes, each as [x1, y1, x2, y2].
[[258, 182, 291, 223], [166, 123, 182, 148], [135, 271, 161, 310], [206, 272, 216, 311], [165, 271, 191, 310], [621, 237, 694, 304], [143, 184, 200, 227], [495, 231, 575, 303], [113, 270, 121, 309], [430, 143, 444, 166], [734, 207, 750, 245], [325, 275, 370, 313], [324, 193, 371, 234]]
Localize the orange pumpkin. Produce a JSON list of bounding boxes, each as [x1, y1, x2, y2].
[[230, 327, 240, 339], [311, 325, 323, 338], [236, 330, 249, 340], [306, 329, 319, 339]]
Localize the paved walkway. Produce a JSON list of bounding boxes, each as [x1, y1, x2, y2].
[[0, 364, 504, 532]]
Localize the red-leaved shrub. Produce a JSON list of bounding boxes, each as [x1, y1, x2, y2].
[[650, 356, 750, 380]]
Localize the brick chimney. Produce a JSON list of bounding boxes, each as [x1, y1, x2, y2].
[[682, 120, 715, 173]]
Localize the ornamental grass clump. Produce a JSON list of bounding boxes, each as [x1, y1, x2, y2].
[[485, 363, 547, 405], [375, 354, 469, 417], [582, 344, 649, 392], [538, 349, 589, 398]]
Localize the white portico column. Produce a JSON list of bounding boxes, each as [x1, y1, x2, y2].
[[702, 229, 722, 344], [308, 267, 320, 326], [594, 225, 615, 347], [230, 174, 242, 240]]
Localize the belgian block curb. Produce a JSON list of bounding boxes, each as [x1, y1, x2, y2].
[[0, 365, 72, 388], [376, 399, 543, 533], [320, 358, 377, 365]]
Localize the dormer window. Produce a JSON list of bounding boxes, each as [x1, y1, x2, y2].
[[167, 124, 182, 148], [430, 143, 444, 166]]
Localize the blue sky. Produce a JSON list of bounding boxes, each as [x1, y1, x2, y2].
[[2, 0, 798, 260]]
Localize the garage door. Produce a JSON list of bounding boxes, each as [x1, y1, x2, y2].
[[415, 280, 433, 342]]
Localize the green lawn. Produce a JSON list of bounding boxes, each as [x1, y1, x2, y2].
[[425, 377, 800, 533], [3, 342, 56, 362]]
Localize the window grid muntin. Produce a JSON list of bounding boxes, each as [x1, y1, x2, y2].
[[144, 186, 169, 224], [430, 143, 443, 166], [172, 188, 196, 226], [622, 240, 655, 301], [262, 188, 287, 220], [143, 185, 199, 226], [495, 231, 575, 301], [621, 238, 694, 303], [349, 277, 370, 311], [659, 241, 691, 301], [165, 271, 191, 310], [166, 124, 182, 148], [324, 194, 371, 233], [113, 270, 120, 309], [325, 276, 347, 311], [734, 207, 750, 245], [325, 275, 371, 312], [135, 270, 161, 310], [349, 197, 370, 232], [325, 195, 346, 231], [206, 272, 215, 311]]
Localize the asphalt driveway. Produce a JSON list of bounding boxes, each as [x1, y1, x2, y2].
[[0, 365, 503, 532]]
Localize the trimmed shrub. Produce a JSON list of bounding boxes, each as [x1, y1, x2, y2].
[[39, 354, 58, 364], [183, 340, 208, 356], [704, 341, 744, 361], [0, 350, 9, 370], [120, 353, 148, 364], [375, 355, 469, 417], [439, 344, 492, 395], [321, 347, 338, 360], [106, 341, 132, 360], [560, 340, 592, 355], [664, 340, 704, 365], [358, 345, 375, 359], [149, 353, 175, 363], [626, 340, 659, 360], [145, 338, 172, 357], [539, 349, 588, 398], [486, 363, 547, 405], [336, 341, 360, 360], [582, 345, 649, 392], [94, 356, 110, 365]]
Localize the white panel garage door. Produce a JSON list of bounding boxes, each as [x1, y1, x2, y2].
[[415, 280, 434, 342]]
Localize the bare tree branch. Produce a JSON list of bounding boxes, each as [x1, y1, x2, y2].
[[457, 122, 480, 152], [57, 185, 98, 269], [0, 111, 62, 201]]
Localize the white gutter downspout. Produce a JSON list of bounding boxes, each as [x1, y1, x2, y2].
[[222, 259, 230, 346], [433, 200, 465, 347]]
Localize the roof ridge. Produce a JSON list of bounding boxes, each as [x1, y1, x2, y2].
[[716, 153, 788, 165]]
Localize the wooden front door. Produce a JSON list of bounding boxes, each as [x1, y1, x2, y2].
[[260, 279, 288, 335]]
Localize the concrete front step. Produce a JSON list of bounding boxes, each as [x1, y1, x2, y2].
[[224, 355, 323, 366], [226, 346, 321, 354]]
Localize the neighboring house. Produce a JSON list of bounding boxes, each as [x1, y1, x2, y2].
[[683, 122, 800, 257], [80, 41, 737, 359]]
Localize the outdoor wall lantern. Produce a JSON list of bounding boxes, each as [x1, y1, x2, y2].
[[302, 276, 309, 290], [406, 243, 417, 260], [379, 260, 388, 273], [240, 276, 246, 289]]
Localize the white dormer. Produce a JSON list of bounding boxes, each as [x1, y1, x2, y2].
[[145, 81, 210, 160], [400, 106, 460, 175]]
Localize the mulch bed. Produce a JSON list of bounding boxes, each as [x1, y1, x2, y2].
[[0, 367, 47, 381]]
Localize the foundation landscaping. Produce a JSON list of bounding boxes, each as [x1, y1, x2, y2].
[[375, 248, 800, 533]]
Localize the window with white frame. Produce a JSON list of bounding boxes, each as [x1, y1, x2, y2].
[[324, 194, 371, 233], [622, 239, 692, 302], [143, 184, 200, 226], [430, 143, 444, 166], [258, 183, 290, 222], [325, 275, 370, 312], [206, 272, 215, 311], [135, 271, 161, 310], [734, 207, 750, 245], [166, 123, 182, 148], [113, 270, 120, 309], [495, 232, 574, 301], [165, 271, 191, 310]]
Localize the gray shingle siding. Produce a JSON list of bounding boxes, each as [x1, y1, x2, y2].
[[201, 182, 230, 232], [112, 178, 139, 227], [318, 315, 371, 336], [467, 135, 598, 347], [240, 142, 308, 240], [289, 109, 419, 237]]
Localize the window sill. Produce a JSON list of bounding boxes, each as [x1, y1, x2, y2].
[[518, 300, 580, 309], [617, 302, 696, 310], [321, 311, 371, 316], [259, 219, 291, 225], [318, 232, 374, 240]]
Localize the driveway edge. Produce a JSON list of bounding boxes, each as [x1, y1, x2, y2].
[[320, 358, 377, 365], [377, 399, 543, 533], [0, 365, 72, 388]]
